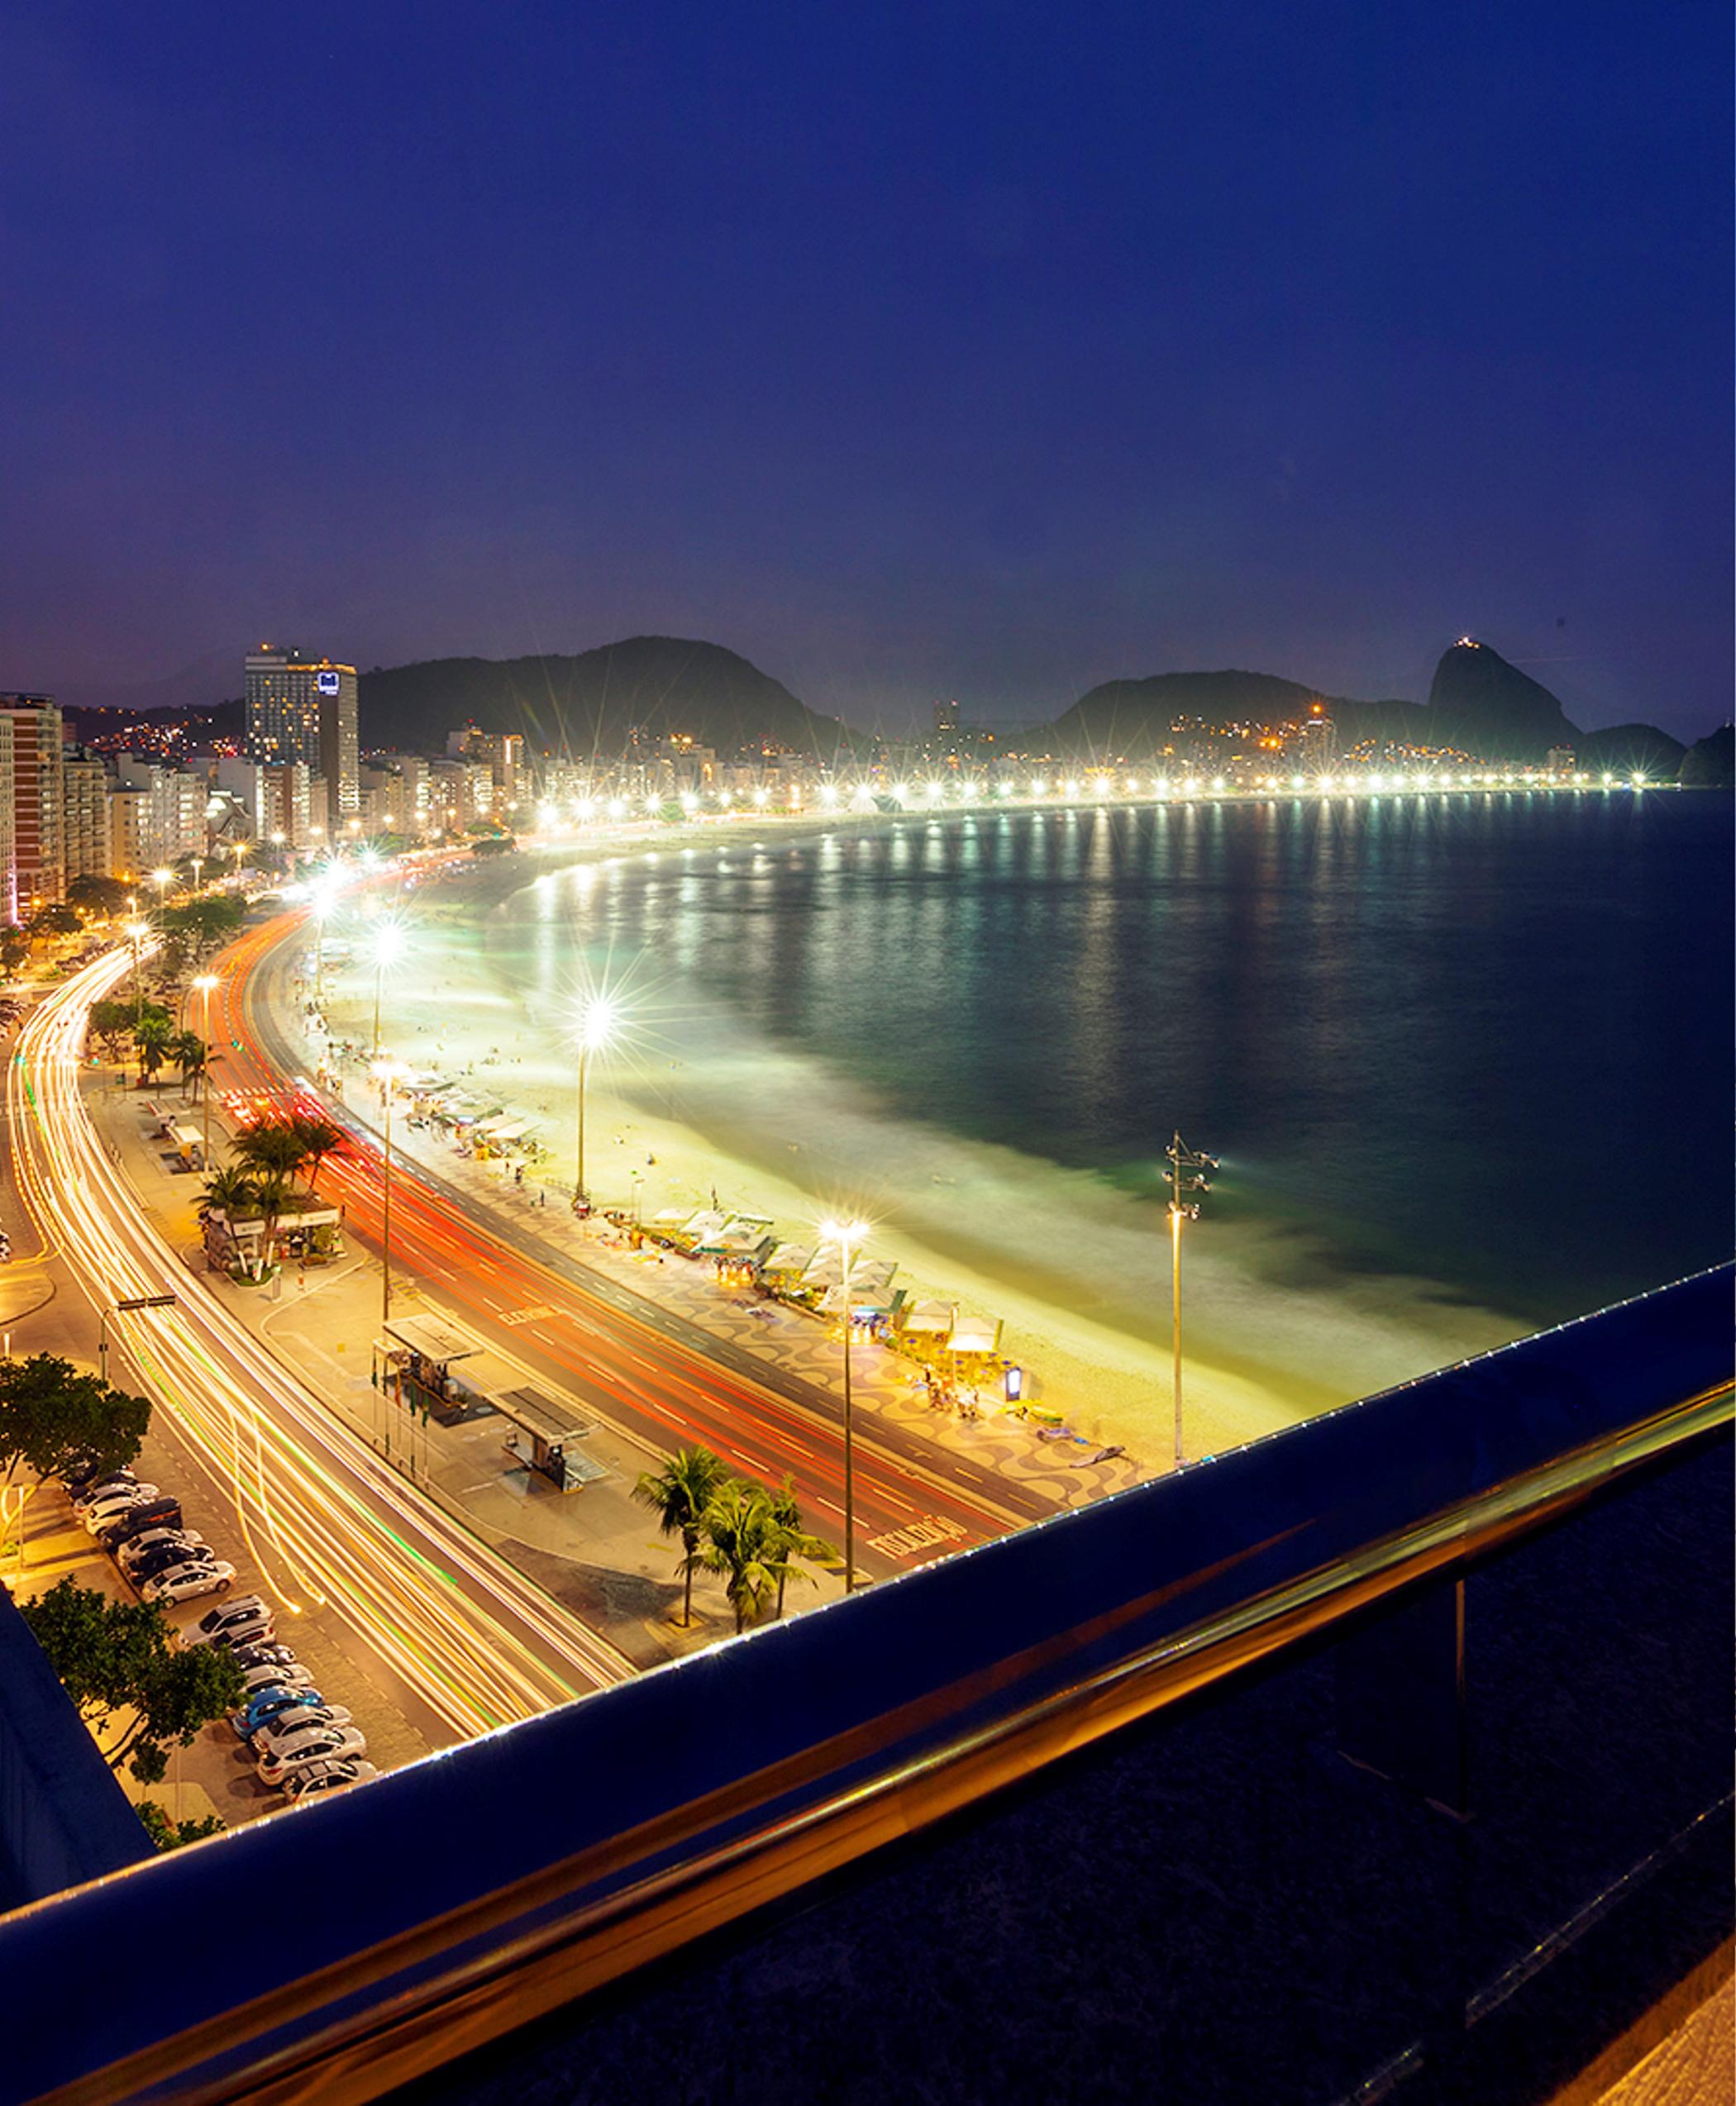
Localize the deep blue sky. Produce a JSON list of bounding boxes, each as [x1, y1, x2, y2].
[[2, 2, 1728, 736]]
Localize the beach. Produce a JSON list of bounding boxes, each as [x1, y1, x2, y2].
[[300, 817, 1533, 1467]]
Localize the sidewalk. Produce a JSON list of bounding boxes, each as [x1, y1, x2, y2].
[[300, 1007, 1151, 1518], [88, 1073, 746, 1663]]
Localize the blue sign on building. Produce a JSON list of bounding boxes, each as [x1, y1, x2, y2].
[[316, 670, 341, 696]]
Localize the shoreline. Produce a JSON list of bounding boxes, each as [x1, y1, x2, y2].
[[292, 817, 1526, 1463]]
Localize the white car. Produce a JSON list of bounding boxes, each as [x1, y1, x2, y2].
[[69, 1471, 141, 1513], [256, 1723, 368, 1784], [79, 1484, 160, 1532], [140, 1558, 236, 1606], [280, 1758, 379, 1802], [179, 1595, 274, 1651], [250, 1704, 354, 1754], [118, 1527, 206, 1574], [236, 1661, 316, 1702]]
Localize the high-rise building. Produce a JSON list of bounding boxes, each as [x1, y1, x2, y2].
[[61, 746, 111, 880], [457, 730, 524, 813], [113, 756, 203, 869], [0, 695, 64, 913], [0, 718, 16, 924], [264, 763, 314, 849], [108, 785, 149, 883], [214, 756, 270, 836], [246, 646, 358, 828]]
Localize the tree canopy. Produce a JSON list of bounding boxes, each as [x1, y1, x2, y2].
[[0, 1354, 151, 1490], [160, 895, 246, 961], [20, 1578, 244, 1784], [66, 874, 132, 918]]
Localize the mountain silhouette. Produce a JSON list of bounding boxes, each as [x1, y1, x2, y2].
[[357, 636, 854, 760]]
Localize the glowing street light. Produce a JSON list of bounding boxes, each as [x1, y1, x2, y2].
[[125, 919, 150, 1033], [1165, 1132, 1219, 1470], [818, 1216, 870, 1593], [191, 974, 220, 1168], [372, 1058, 413, 1329], [369, 921, 408, 1060], [572, 994, 620, 1208]]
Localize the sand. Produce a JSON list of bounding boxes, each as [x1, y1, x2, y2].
[[298, 818, 1524, 1468]]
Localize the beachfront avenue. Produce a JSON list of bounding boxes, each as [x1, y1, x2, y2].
[[8, 945, 632, 1743], [218, 898, 1109, 1569]]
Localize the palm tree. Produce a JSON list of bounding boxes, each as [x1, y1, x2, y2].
[[633, 1447, 732, 1627], [231, 1122, 312, 1276], [699, 1481, 799, 1635], [201, 1165, 259, 1217], [288, 1113, 345, 1190], [134, 1013, 172, 1086], [169, 1031, 206, 1101], [765, 1475, 837, 1618]]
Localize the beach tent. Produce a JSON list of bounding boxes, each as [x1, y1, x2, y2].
[[680, 1210, 732, 1252], [761, 1242, 813, 1279], [799, 1251, 846, 1292], [488, 1121, 533, 1144], [818, 1259, 899, 1316], [651, 1208, 690, 1232], [715, 1221, 774, 1260], [902, 1298, 954, 1336], [948, 1313, 1003, 1357]]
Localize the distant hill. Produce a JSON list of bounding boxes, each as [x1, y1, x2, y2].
[[1033, 640, 1686, 770], [1424, 639, 1579, 760], [1677, 725, 1734, 789], [1029, 669, 1426, 760], [357, 636, 853, 760], [1573, 722, 1686, 779]]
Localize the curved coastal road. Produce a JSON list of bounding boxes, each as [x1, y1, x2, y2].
[[10, 946, 632, 1737], [218, 907, 1060, 1564]]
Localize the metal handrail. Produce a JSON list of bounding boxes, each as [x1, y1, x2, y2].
[[2, 1264, 1729, 2106]]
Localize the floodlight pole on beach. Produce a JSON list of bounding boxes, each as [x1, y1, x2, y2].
[[572, 998, 620, 1209], [1166, 1132, 1218, 1471], [819, 1217, 869, 1594]]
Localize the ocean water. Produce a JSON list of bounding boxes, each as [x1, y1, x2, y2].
[[480, 791, 1730, 1407]]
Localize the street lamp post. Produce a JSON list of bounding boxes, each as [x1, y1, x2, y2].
[[1165, 1132, 1219, 1470], [372, 1058, 412, 1334], [192, 974, 220, 1167], [819, 1217, 869, 1593], [125, 920, 150, 1032], [572, 996, 619, 1209], [99, 1294, 177, 1385], [370, 922, 406, 1061]]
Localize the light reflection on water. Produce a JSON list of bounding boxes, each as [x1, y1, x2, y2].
[[486, 793, 1729, 1371]]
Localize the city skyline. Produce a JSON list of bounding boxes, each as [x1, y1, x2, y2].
[[2, 4, 1728, 741]]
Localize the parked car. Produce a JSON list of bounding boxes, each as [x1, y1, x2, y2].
[[236, 1661, 315, 1703], [256, 1723, 368, 1784], [229, 1640, 298, 1676], [231, 1688, 336, 1742], [179, 1595, 274, 1652], [117, 1527, 206, 1574], [280, 1758, 379, 1802], [69, 1470, 141, 1513], [79, 1484, 160, 1533], [122, 1538, 212, 1589], [249, 1703, 355, 1756], [61, 1453, 126, 1492], [141, 1559, 236, 1606], [97, 1498, 183, 1552]]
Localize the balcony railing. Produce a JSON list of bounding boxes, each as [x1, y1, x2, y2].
[[1, 1263, 1728, 2105]]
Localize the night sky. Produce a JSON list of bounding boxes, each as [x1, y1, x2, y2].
[[3, 2, 1728, 736]]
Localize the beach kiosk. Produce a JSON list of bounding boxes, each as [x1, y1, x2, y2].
[[379, 1313, 607, 1493]]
